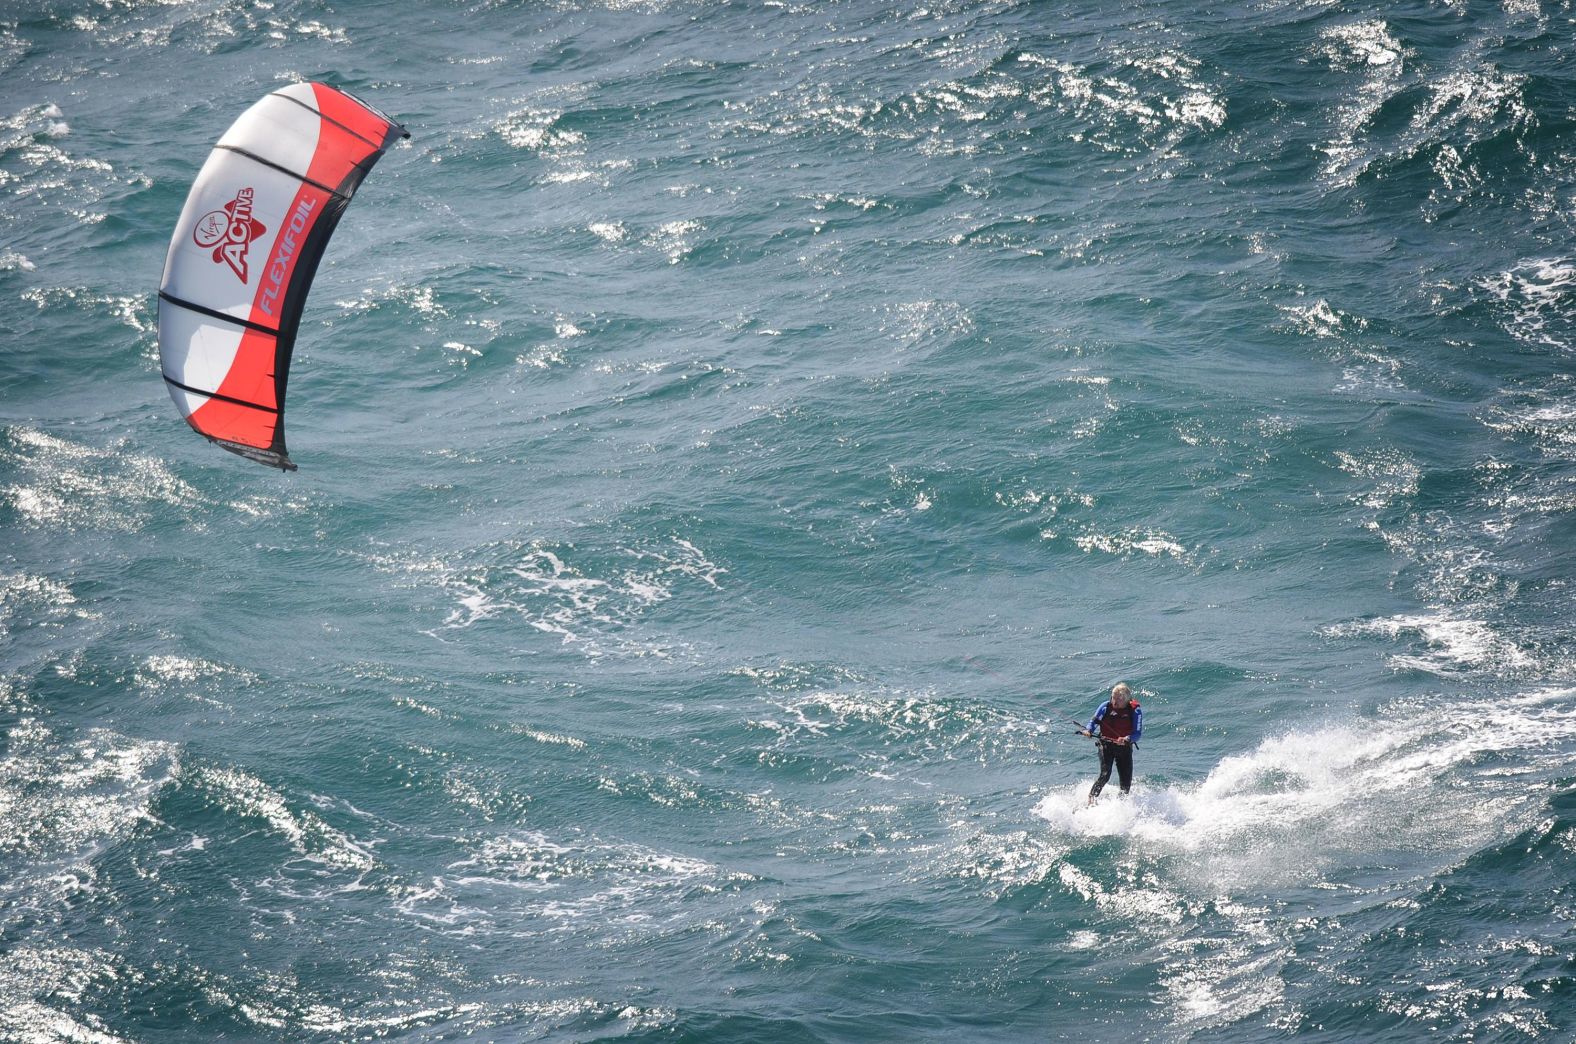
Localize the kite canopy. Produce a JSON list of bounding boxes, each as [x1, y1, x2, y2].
[[157, 82, 407, 470]]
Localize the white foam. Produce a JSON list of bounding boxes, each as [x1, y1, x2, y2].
[[187, 766, 374, 872], [1324, 54, 1528, 188], [397, 829, 748, 939], [643, 220, 704, 264], [0, 571, 85, 640], [0, 948, 131, 1044], [1478, 258, 1576, 350], [1415, 65, 1529, 135], [0, 721, 175, 863], [285, 19, 348, 43], [1482, 394, 1576, 456], [1069, 529, 1191, 562], [1313, 22, 1408, 183], [877, 300, 975, 349], [1334, 448, 1421, 508], [1014, 48, 1227, 143], [944, 828, 1070, 896], [1326, 612, 1534, 674], [424, 537, 722, 657], [495, 107, 584, 153], [508, 725, 588, 750], [760, 687, 989, 745], [22, 287, 147, 333], [0, 426, 231, 533], [541, 168, 601, 185], [1161, 938, 1288, 1031], [1278, 298, 1363, 339], [1318, 20, 1403, 68], [1036, 690, 1576, 890], [334, 282, 449, 319]]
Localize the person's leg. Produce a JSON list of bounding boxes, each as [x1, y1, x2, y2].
[[1115, 744, 1134, 794], [1088, 742, 1115, 801]]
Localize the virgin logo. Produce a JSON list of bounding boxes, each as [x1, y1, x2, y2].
[[193, 187, 267, 282]]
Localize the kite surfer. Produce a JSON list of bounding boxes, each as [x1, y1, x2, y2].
[[1082, 683, 1141, 804]]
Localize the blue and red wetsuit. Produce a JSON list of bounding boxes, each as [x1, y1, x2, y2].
[[1086, 699, 1142, 799]]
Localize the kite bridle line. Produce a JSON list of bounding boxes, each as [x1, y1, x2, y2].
[[959, 656, 1103, 740]]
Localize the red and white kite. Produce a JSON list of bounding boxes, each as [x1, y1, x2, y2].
[[158, 83, 407, 470]]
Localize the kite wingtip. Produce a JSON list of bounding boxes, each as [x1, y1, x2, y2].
[[210, 437, 298, 472]]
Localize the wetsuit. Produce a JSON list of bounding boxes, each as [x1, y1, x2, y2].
[[1086, 699, 1142, 800]]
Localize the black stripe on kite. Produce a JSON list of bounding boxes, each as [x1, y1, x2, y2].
[[214, 144, 349, 202], [159, 291, 279, 336], [162, 373, 280, 415]]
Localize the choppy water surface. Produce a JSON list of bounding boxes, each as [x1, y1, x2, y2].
[[4, 0, 1576, 1039]]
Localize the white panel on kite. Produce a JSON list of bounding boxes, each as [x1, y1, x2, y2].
[[156, 305, 249, 396], [215, 96, 324, 178]]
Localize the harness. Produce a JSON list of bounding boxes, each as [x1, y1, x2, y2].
[[1098, 700, 1139, 742]]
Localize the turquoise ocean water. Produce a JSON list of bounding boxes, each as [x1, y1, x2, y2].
[[4, 0, 1576, 1039]]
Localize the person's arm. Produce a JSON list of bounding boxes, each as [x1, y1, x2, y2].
[[1130, 705, 1142, 746], [1087, 703, 1106, 736]]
